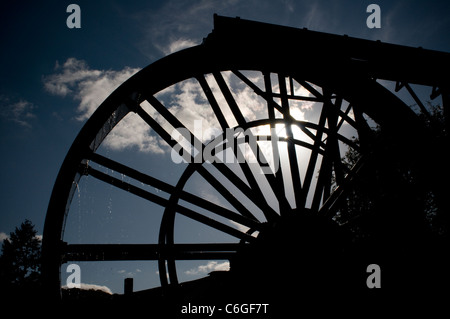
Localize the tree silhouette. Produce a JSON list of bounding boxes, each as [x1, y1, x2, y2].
[[331, 103, 449, 294], [0, 219, 42, 293], [335, 103, 448, 238]]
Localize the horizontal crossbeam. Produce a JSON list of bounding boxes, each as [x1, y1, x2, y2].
[[211, 15, 450, 88], [62, 243, 243, 262]]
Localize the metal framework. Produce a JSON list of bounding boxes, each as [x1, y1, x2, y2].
[[42, 15, 450, 299]]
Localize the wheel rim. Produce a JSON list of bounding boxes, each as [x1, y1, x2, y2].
[[42, 37, 421, 296]]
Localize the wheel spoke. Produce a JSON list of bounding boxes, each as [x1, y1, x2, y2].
[[144, 88, 279, 221], [212, 72, 279, 220], [86, 165, 168, 207], [233, 70, 322, 148], [88, 153, 261, 230], [175, 205, 256, 242], [279, 73, 303, 209], [263, 72, 288, 213], [234, 75, 294, 214], [294, 78, 324, 100], [301, 101, 327, 208], [326, 94, 345, 185], [134, 102, 258, 221], [196, 75, 228, 129], [311, 91, 343, 210], [85, 165, 256, 242], [319, 154, 367, 217], [335, 103, 357, 131]]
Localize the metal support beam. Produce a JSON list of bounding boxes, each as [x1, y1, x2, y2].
[[62, 243, 243, 262]]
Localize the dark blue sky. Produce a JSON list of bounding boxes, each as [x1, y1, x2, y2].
[[0, 0, 448, 293]]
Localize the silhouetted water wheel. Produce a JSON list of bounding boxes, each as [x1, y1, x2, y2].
[[43, 16, 430, 308]]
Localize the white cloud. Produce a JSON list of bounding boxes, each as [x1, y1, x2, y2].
[[164, 38, 198, 55], [134, 0, 245, 59], [43, 58, 171, 154], [62, 283, 112, 295], [283, 0, 295, 13], [44, 58, 100, 98], [229, 220, 250, 234], [0, 232, 41, 244], [0, 232, 9, 242], [44, 58, 140, 121], [117, 268, 142, 277], [43, 58, 220, 155], [0, 97, 37, 128], [42, 59, 317, 157], [200, 190, 223, 206], [137, 2, 206, 57], [184, 261, 230, 276], [102, 112, 167, 154], [168, 78, 220, 140], [155, 78, 222, 153]]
